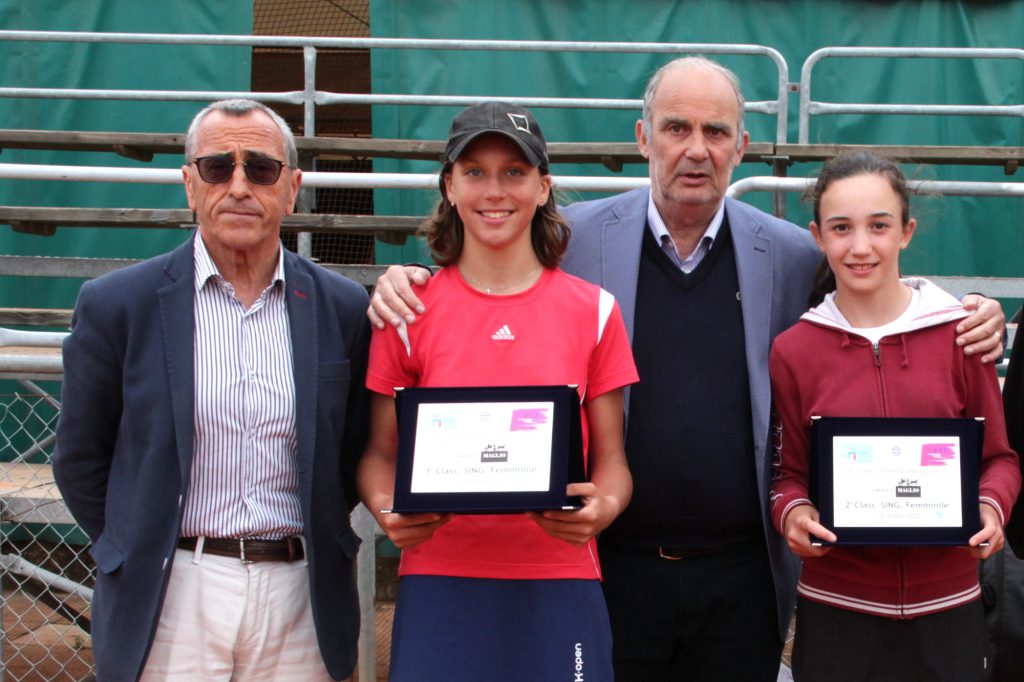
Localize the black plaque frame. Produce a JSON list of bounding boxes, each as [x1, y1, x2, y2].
[[387, 385, 585, 514], [811, 416, 983, 546]]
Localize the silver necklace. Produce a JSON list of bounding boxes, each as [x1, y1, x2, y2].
[[461, 267, 542, 295]]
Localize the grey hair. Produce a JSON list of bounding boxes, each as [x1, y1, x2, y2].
[[184, 98, 298, 167], [641, 56, 746, 151]]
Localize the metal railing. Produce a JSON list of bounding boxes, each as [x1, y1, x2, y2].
[[0, 328, 65, 378], [1, 163, 1023, 304], [727, 176, 1024, 337], [2, 171, 1021, 352], [728, 175, 1024, 201], [798, 47, 1024, 144], [0, 30, 791, 145], [0, 31, 791, 267], [0, 162, 650, 193]]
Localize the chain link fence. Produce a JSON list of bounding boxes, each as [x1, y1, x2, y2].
[[2, 380, 96, 682]]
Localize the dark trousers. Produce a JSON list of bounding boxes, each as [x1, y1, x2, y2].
[[792, 595, 989, 682], [599, 539, 782, 681]]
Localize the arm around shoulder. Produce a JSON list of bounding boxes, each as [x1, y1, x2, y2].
[[955, 293, 1006, 364]]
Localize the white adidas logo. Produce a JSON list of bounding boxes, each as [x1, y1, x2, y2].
[[492, 324, 515, 341]]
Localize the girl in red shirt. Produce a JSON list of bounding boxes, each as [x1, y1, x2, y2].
[[358, 102, 637, 682]]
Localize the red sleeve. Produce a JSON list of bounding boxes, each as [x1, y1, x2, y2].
[[963, 351, 1022, 526], [769, 336, 815, 534], [366, 323, 417, 396]]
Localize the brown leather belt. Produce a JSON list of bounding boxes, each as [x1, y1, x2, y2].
[[178, 536, 304, 563]]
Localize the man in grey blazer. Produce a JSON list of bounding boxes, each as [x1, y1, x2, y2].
[[369, 58, 1004, 680], [54, 99, 369, 681]]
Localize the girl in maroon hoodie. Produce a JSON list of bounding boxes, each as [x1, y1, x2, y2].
[[770, 152, 1020, 682]]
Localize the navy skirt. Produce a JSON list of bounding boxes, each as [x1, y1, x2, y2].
[[388, 575, 613, 682]]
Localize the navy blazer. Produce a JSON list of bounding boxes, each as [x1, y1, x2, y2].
[[560, 188, 821, 639], [53, 235, 371, 682]]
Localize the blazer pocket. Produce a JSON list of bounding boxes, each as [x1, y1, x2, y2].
[[336, 525, 363, 560], [319, 360, 351, 382], [89, 533, 126, 575]]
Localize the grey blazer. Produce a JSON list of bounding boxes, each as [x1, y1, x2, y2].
[[560, 187, 821, 639]]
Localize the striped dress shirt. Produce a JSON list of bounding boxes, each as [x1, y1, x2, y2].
[[179, 236, 302, 540]]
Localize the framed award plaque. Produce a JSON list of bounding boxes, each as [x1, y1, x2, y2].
[[810, 416, 983, 546], [385, 385, 585, 514]]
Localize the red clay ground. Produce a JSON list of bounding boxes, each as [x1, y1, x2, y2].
[[3, 587, 395, 682]]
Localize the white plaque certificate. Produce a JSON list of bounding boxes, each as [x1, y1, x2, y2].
[[811, 416, 982, 545], [410, 400, 554, 493], [389, 385, 585, 514], [831, 435, 963, 528]]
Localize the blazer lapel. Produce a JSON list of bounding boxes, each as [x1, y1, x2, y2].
[[158, 237, 198, 489], [727, 200, 774, 473], [284, 253, 316, 519], [600, 189, 648, 344]]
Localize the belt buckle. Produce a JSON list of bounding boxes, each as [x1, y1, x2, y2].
[[286, 537, 298, 562], [658, 546, 683, 561], [239, 538, 254, 564]]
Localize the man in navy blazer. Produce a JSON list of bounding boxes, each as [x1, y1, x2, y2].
[[371, 58, 1004, 680], [54, 99, 370, 681]]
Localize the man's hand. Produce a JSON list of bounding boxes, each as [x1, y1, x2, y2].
[[368, 265, 432, 329], [957, 294, 1006, 364]]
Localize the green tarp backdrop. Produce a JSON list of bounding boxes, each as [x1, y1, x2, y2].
[[369, 0, 1024, 296], [0, 0, 252, 310], [0, 1, 1021, 310]]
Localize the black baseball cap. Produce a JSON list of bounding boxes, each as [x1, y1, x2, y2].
[[444, 101, 549, 167]]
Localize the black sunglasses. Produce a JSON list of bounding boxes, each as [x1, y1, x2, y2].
[[192, 154, 287, 186]]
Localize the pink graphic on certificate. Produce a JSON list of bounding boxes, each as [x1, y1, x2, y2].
[[920, 443, 957, 466], [509, 408, 550, 431]]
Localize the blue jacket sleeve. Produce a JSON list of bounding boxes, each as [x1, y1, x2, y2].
[[53, 280, 124, 541]]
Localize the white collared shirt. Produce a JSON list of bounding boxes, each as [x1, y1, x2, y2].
[[646, 194, 726, 273], [180, 235, 301, 540]]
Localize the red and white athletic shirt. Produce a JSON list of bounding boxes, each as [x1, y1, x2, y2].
[[367, 266, 638, 580]]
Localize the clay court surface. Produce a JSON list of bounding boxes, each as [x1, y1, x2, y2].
[[2, 589, 396, 682]]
